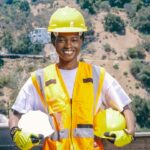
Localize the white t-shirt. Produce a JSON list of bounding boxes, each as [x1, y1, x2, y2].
[[59, 68, 77, 98], [12, 66, 131, 114]]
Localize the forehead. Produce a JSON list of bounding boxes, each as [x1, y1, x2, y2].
[[57, 32, 79, 37]]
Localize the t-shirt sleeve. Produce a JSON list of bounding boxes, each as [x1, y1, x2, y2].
[[100, 72, 131, 112], [11, 77, 45, 114]]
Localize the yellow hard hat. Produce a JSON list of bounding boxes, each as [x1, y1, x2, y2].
[[94, 108, 126, 137], [48, 6, 87, 32]]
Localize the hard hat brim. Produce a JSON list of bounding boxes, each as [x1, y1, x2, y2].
[[48, 27, 87, 32]]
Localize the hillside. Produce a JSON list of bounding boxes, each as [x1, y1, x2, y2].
[[0, 0, 150, 129]]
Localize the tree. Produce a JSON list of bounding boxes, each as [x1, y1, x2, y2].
[[109, 0, 131, 8], [130, 60, 150, 90], [19, 1, 30, 12], [0, 59, 4, 69], [104, 13, 125, 34], [5, 0, 13, 4], [132, 6, 150, 34], [132, 95, 150, 129], [127, 45, 145, 59], [2, 32, 14, 52], [142, 40, 150, 52], [78, 0, 103, 14], [12, 34, 43, 54]]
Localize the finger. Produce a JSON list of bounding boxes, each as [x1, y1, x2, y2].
[[104, 132, 116, 138], [104, 132, 110, 137], [38, 134, 44, 140], [30, 135, 40, 143], [107, 138, 115, 143]]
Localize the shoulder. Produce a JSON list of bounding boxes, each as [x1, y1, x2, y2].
[[21, 77, 35, 93]]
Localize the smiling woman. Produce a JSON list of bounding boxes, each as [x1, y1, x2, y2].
[[52, 32, 83, 69], [9, 6, 135, 150]]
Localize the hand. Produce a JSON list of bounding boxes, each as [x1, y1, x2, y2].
[[104, 130, 133, 147], [10, 127, 42, 150]]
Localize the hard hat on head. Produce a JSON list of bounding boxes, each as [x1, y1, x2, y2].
[[94, 108, 126, 137], [48, 6, 87, 32]]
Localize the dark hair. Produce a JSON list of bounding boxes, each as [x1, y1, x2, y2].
[[51, 32, 85, 44]]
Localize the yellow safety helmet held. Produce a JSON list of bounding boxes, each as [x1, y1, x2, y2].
[[48, 6, 87, 32], [94, 108, 126, 137]]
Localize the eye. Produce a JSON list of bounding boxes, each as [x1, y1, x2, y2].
[[57, 37, 66, 43], [71, 37, 79, 42]]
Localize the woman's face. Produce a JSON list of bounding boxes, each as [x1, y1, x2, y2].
[[53, 32, 83, 69]]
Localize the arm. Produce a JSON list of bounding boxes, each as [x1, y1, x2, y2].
[[9, 109, 22, 129], [9, 110, 41, 150], [122, 105, 136, 135]]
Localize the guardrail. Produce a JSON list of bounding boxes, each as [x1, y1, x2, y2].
[[0, 54, 45, 59], [0, 125, 150, 150]]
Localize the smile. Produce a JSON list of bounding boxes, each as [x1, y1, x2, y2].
[[63, 49, 74, 55]]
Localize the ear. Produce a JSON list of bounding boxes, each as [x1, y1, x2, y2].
[[52, 41, 55, 47]]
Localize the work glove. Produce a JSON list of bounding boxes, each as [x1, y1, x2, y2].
[[104, 130, 133, 147], [10, 127, 42, 150]]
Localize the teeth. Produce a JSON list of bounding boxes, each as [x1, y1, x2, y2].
[[64, 51, 73, 54]]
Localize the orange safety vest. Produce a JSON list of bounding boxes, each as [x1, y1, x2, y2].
[[31, 62, 105, 150]]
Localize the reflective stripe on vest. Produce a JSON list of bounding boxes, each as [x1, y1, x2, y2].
[[92, 65, 105, 114], [74, 127, 94, 138], [51, 129, 69, 140], [50, 127, 94, 141], [31, 69, 55, 130]]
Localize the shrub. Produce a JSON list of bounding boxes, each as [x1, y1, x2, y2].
[[127, 46, 145, 59], [99, 1, 111, 12], [130, 60, 142, 75], [137, 66, 150, 88], [108, 0, 131, 8], [103, 43, 113, 52], [2, 32, 14, 52], [19, 1, 30, 12], [78, 0, 107, 14], [0, 101, 7, 115], [12, 34, 44, 54], [113, 64, 119, 70], [104, 13, 125, 34], [132, 6, 150, 34], [5, 0, 13, 4], [0, 59, 4, 69], [142, 40, 150, 52], [130, 60, 150, 89], [0, 74, 11, 88], [131, 95, 150, 129], [124, 3, 137, 18]]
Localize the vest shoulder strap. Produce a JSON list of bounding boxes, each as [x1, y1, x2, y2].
[[92, 65, 105, 114]]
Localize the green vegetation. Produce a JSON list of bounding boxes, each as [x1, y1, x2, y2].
[[113, 64, 119, 70], [1, 32, 14, 52], [0, 101, 7, 115], [12, 34, 44, 54], [104, 13, 125, 34], [19, 1, 30, 12], [76, 0, 101, 14], [132, 6, 150, 34], [0, 59, 4, 69], [131, 95, 150, 129], [77, 0, 132, 14], [103, 43, 113, 52], [5, 0, 13, 4], [108, 0, 131, 8], [127, 46, 145, 59], [142, 39, 150, 52], [130, 60, 150, 90], [1, 32, 44, 54]]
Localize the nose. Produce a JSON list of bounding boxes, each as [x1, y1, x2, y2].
[[65, 39, 72, 48]]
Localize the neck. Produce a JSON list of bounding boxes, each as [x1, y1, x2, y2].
[[57, 60, 78, 70]]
